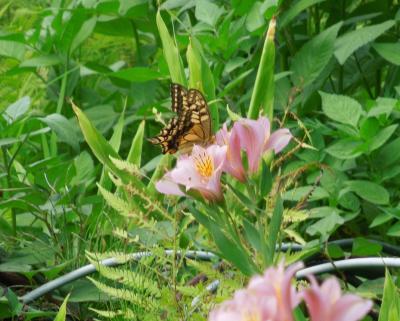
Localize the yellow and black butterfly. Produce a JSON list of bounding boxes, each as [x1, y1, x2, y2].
[[149, 83, 213, 154]]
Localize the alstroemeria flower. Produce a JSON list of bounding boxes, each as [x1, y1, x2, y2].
[[156, 144, 227, 201], [216, 117, 292, 180], [216, 124, 246, 182], [303, 276, 372, 321], [209, 261, 304, 321]]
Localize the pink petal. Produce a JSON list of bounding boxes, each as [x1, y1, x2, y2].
[[332, 295, 372, 321], [265, 128, 292, 154], [155, 176, 185, 196]]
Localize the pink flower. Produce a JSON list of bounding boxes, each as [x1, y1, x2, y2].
[[209, 261, 304, 321], [303, 276, 372, 321], [156, 144, 227, 201], [216, 124, 246, 182], [216, 117, 292, 180]]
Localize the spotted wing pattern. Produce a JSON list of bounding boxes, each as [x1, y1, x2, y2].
[[149, 83, 213, 154]]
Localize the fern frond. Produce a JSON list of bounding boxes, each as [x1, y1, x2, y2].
[[88, 277, 157, 309], [87, 256, 160, 297], [97, 184, 134, 217], [110, 156, 143, 178], [186, 260, 219, 279], [86, 250, 134, 264]]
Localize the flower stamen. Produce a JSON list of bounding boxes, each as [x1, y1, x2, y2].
[[193, 152, 214, 178]]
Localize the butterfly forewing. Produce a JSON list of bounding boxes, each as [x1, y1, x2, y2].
[[149, 83, 213, 154]]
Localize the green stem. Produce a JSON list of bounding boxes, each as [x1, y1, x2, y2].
[[354, 53, 374, 99], [50, 66, 68, 156], [2, 147, 16, 237]]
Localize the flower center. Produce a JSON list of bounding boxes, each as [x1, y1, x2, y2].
[[193, 152, 214, 178]]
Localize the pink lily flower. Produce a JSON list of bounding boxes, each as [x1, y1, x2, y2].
[[216, 117, 292, 180], [209, 261, 304, 321], [216, 124, 246, 182], [156, 144, 227, 201], [303, 276, 372, 321]]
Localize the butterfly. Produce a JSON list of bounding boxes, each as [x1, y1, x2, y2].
[[149, 83, 213, 154]]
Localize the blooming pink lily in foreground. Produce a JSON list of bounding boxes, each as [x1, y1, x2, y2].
[[209, 262, 372, 321], [216, 117, 292, 181], [303, 276, 373, 321], [209, 261, 303, 321], [156, 145, 227, 201]]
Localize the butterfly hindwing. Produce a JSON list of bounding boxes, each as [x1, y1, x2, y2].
[[149, 84, 213, 154]]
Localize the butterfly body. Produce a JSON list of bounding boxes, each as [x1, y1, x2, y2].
[[149, 83, 213, 154]]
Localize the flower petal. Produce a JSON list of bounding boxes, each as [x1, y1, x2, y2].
[[265, 128, 292, 154]]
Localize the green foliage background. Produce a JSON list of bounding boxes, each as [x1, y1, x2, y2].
[[1, 0, 400, 320]]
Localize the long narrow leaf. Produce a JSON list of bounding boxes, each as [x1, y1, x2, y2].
[[266, 194, 283, 265], [156, 11, 186, 86], [127, 120, 145, 167], [248, 18, 276, 120]]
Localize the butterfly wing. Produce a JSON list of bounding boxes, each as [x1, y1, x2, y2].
[[148, 117, 181, 154], [177, 89, 212, 152], [149, 85, 213, 154]]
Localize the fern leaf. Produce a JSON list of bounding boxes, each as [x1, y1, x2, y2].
[[97, 184, 134, 217]]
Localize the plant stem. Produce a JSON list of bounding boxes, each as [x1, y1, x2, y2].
[[354, 52, 374, 99]]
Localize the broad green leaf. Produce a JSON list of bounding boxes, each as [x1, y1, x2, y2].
[[70, 16, 97, 53], [369, 124, 398, 152], [127, 120, 145, 167], [40, 114, 80, 152], [292, 23, 342, 87], [320, 92, 362, 127], [3, 96, 30, 124], [195, 0, 224, 27], [325, 139, 364, 159], [245, 2, 266, 32], [109, 67, 161, 82], [388, 222, 400, 237], [307, 212, 344, 237], [20, 55, 62, 67], [335, 20, 395, 65], [379, 271, 400, 321], [266, 195, 283, 264], [369, 212, 392, 228], [0, 40, 25, 60], [156, 10, 186, 85], [345, 180, 389, 205], [279, 0, 325, 28], [373, 42, 400, 65], [283, 186, 329, 202], [352, 237, 382, 256], [375, 137, 400, 168], [248, 18, 276, 120], [54, 294, 70, 321]]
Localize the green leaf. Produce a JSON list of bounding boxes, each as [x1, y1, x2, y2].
[[369, 212, 392, 228], [20, 55, 62, 67], [283, 186, 329, 202], [156, 10, 186, 85], [71, 102, 124, 178], [0, 40, 25, 60], [375, 137, 400, 168], [388, 222, 400, 237], [70, 16, 97, 53], [40, 114, 81, 152], [266, 195, 283, 264], [54, 294, 70, 321], [209, 223, 256, 276], [259, 160, 273, 199], [109, 67, 161, 82], [127, 120, 145, 167], [320, 92, 362, 127], [248, 18, 276, 120], [195, 0, 224, 27], [345, 180, 390, 205], [279, 0, 325, 28], [291, 23, 342, 87], [307, 212, 344, 237], [379, 270, 400, 321], [369, 124, 398, 152], [2, 96, 30, 124], [325, 139, 364, 159], [186, 36, 218, 132], [334, 20, 395, 65], [352, 237, 382, 256], [373, 42, 400, 65]]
